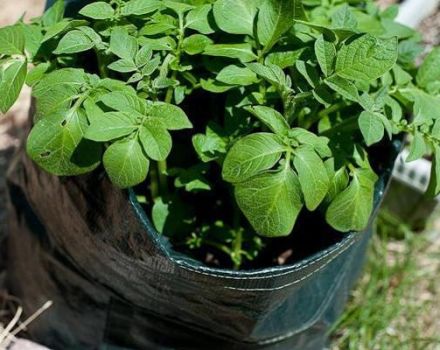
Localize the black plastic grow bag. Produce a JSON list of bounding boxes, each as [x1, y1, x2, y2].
[[6, 117, 400, 350], [4, 1, 401, 349]]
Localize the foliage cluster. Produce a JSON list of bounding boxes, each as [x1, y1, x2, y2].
[[1, 0, 439, 268]]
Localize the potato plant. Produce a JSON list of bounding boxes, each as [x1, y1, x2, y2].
[[0, 0, 439, 268]]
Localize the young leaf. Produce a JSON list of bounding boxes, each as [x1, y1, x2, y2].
[[85, 112, 137, 142], [108, 59, 138, 73], [103, 138, 150, 189], [182, 34, 213, 55], [234, 168, 303, 237], [121, 0, 162, 16], [185, 4, 214, 35], [79, 2, 115, 20], [331, 4, 358, 30], [0, 59, 27, 114], [244, 105, 289, 135], [139, 122, 172, 161], [41, 0, 65, 27], [257, 0, 298, 52], [417, 48, 440, 89], [358, 111, 385, 146], [406, 132, 427, 162], [326, 168, 378, 232], [54, 30, 95, 54], [216, 65, 258, 86], [149, 102, 192, 130], [289, 128, 331, 158], [293, 146, 330, 210], [0, 25, 25, 55], [265, 49, 304, 69], [110, 27, 138, 61], [203, 43, 257, 63], [336, 34, 398, 82], [314, 35, 336, 77], [213, 0, 258, 36], [135, 46, 153, 67], [247, 63, 288, 89], [325, 75, 359, 102], [402, 88, 440, 126], [222, 133, 285, 183]]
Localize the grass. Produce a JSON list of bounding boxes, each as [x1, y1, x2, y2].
[[331, 209, 440, 350]]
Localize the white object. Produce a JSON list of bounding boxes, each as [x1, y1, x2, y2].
[[396, 0, 440, 28]]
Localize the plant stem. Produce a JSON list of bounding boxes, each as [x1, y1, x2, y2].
[[149, 165, 159, 199], [232, 229, 243, 270], [321, 115, 358, 137]]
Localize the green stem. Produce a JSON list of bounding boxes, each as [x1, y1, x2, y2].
[[149, 165, 159, 199], [232, 229, 243, 270], [321, 115, 358, 137]]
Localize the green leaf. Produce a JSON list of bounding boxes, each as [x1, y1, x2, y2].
[[417, 48, 440, 89], [325, 75, 359, 102], [26, 109, 101, 176], [85, 112, 137, 142], [223, 133, 285, 183], [427, 145, 440, 197], [141, 56, 161, 75], [295, 60, 319, 88], [314, 35, 336, 77], [213, 0, 258, 36], [216, 65, 258, 86], [234, 168, 303, 237], [247, 62, 289, 89], [335, 34, 397, 81], [79, 2, 115, 20], [163, 1, 194, 15], [42, 19, 88, 43], [0, 59, 27, 114], [42, 0, 65, 27], [139, 122, 172, 161], [135, 46, 153, 67], [108, 59, 138, 73], [244, 105, 289, 135], [185, 4, 214, 34], [331, 4, 358, 30], [32, 68, 87, 119], [182, 34, 213, 55], [103, 138, 149, 188], [25, 62, 50, 87], [203, 43, 257, 63], [402, 88, 440, 126], [152, 197, 170, 233], [257, 0, 298, 52], [265, 49, 304, 69], [101, 91, 147, 114], [293, 146, 329, 210], [288, 128, 331, 158], [326, 168, 378, 232], [110, 27, 138, 61], [0, 25, 25, 55], [406, 132, 427, 162], [192, 124, 227, 162], [54, 30, 95, 54], [150, 102, 192, 130], [358, 111, 385, 146], [121, 0, 162, 16]]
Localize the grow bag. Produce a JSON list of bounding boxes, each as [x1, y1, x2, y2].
[[5, 114, 400, 350]]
